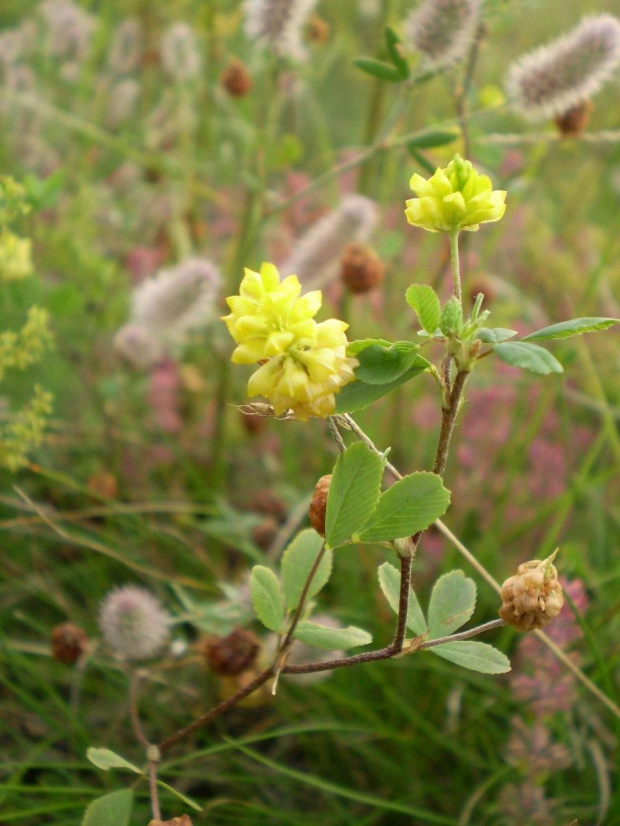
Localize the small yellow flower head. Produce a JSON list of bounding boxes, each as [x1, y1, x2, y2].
[[0, 230, 33, 280], [246, 319, 357, 420], [405, 155, 506, 233], [223, 262, 321, 364], [224, 263, 357, 420]]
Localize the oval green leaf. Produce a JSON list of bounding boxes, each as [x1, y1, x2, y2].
[[325, 442, 383, 548], [427, 570, 476, 639], [521, 317, 619, 342], [493, 341, 563, 375], [354, 341, 422, 385], [335, 361, 430, 413], [430, 641, 511, 673], [281, 529, 332, 611], [250, 566, 285, 632], [82, 790, 133, 826], [86, 748, 142, 775], [477, 327, 517, 344], [294, 620, 372, 650], [357, 472, 450, 542], [405, 284, 441, 334]]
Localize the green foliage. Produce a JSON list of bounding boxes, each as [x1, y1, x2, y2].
[[325, 442, 384, 548], [281, 529, 332, 610], [406, 284, 442, 334], [493, 340, 564, 374], [354, 28, 409, 82], [353, 341, 424, 384], [81, 790, 133, 826], [250, 566, 285, 632], [356, 472, 451, 542], [477, 327, 518, 343], [293, 621, 372, 650], [379, 564, 510, 674], [522, 317, 620, 341], [406, 129, 461, 150], [335, 362, 430, 412], [427, 571, 476, 639], [86, 748, 142, 774]]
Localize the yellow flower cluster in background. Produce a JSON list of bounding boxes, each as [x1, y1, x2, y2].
[[223, 263, 357, 420], [0, 177, 53, 470], [405, 154, 506, 233]]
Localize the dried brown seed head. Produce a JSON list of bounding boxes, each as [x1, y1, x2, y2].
[[555, 99, 594, 137], [307, 14, 330, 44], [202, 627, 260, 676], [252, 517, 279, 551], [340, 243, 384, 294], [148, 816, 192, 826], [51, 623, 88, 664], [220, 58, 252, 97], [309, 474, 331, 536], [499, 553, 564, 631]]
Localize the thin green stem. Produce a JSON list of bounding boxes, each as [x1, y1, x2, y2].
[[449, 231, 462, 306]]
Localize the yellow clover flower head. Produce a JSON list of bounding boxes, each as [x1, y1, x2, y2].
[[223, 263, 357, 420], [405, 154, 506, 233], [223, 262, 321, 364], [0, 230, 33, 281]]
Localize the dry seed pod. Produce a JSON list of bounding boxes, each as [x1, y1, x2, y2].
[[51, 622, 88, 664], [340, 243, 384, 294], [499, 554, 564, 631], [252, 517, 279, 551], [148, 817, 192, 826], [554, 99, 594, 137], [220, 58, 253, 97], [308, 474, 331, 536], [307, 14, 330, 43], [202, 627, 260, 676]]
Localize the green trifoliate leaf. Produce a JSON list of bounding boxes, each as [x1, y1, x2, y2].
[[357, 472, 450, 543], [378, 562, 427, 635], [521, 317, 619, 342], [325, 442, 384, 548], [493, 341, 563, 375], [430, 641, 511, 673], [477, 327, 518, 343], [406, 284, 441, 334], [82, 790, 133, 826], [439, 297, 463, 336], [354, 341, 423, 385], [250, 566, 285, 632], [86, 749, 142, 775], [427, 570, 476, 639], [281, 529, 332, 611], [294, 620, 372, 650]]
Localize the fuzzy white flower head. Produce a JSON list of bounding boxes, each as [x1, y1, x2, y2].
[[279, 195, 379, 286], [99, 585, 171, 661], [39, 0, 95, 62], [115, 258, 221, 369], [244, 0, 318, 61], [506, 14, 620, 121], [106, 78, 141, 128], [131, 258, 221, 338], [107, 18, 143, 76], [161, 22, 201, 82], [404, 0, 481, 68]]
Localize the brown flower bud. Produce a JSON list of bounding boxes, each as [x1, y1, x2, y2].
[[220, 58, 252, 98], [252, 517, 279, 551], [340, 243, 384, 294], [307, 15, 330, 44], [51, 623, 89, 664], [309, 474, 331, 536], [148, 816, 192, 826], [202, 627, 260, 676], [499, 554, 564, 631], [87, 471, 118, 500], [249, 490, 288, 522], [555, 100, 593, 137]]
